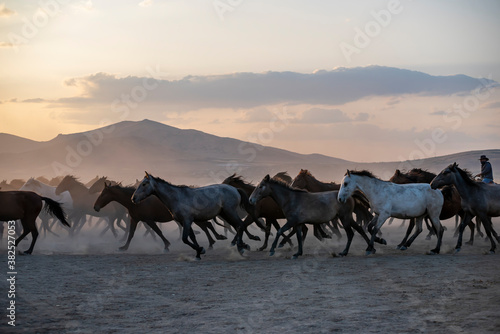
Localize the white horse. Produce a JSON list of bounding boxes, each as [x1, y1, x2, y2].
[[338, 170, 444, 255], [20, 178, 73, 237]]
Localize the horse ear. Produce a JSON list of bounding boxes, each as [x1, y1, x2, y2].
[[451, 162, 457, 169], [395, 169, 401, 175], [104, 181, 110, 188], [264, 174, 270, 181], [346, 170, 351, 177], [145, 171, 150, 179]]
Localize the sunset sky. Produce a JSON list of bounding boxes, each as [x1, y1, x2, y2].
[[1, 0, 499, 162]]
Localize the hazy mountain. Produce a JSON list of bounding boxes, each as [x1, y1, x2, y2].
[[0, 119, 498, 186]]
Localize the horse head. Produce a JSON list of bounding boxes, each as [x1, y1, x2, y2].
[[430, 163, 458, 189], [249, 174, 271, 205], [131, 171, 155, 204]]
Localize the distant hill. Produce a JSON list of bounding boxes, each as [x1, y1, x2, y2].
[[0, 119, 498, 185]]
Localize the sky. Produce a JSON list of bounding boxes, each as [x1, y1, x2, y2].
[[0, 0, 499, 162]]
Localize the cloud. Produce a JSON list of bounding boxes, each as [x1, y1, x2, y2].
[[298, 108, 353, 124], [32, 66, 499, 113], [481, 101, 500, 109], [0, 42, 16, 48], [0, 4, 15, 17], [138, 0, 153, 7]]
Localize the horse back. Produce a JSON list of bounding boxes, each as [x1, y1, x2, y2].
[[0, 191, 42, 220]]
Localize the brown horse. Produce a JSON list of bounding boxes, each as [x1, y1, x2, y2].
[[55, 175, 127, 238], [94, 183, 227, 251], [222, 174, 296, 251], [0, 191, 70, 254]]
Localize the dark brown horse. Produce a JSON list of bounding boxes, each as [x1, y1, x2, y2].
[[222, 174, 295, 251], [94, 183, 226, 251], [55, 175, 127, 238], [0, 191, 70, 254]]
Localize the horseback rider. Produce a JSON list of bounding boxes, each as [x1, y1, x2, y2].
[[476, 155, 494, 183]]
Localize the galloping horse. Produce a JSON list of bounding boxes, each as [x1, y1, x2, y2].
[[338, 170, 444, 255], [94, 183, 226, 251], [132, 172, 250, 259], [249, 175, 379, 258], [431, 163, 500, 254], [56, 175, 127, 237], [0, 191, 70, 254], [20, 178, 73, 237]]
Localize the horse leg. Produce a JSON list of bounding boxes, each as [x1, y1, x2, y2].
[[477, 215, 496, 254], [206, 220, 227, 240], [465, 220, 476, 245], [17, 218, 38, 255], [180, 221, 205, 260], [258, 218, 275, 251], [338, 217, 355, 257], [195, 221, 216, 249], [401, 217, 424, 250], [428, 215, 444, 255], [330, 218, 343, 239], [269, 220, 296, 256], [350, 218, 386, 248], [424, 217, 435, 240], [279, 225, 302, 248], [145, 221, 170, 252], [292, 224, 303, 259], [366, 215, 388, 255], [397, 218, 415, 250], [119, 217, 138, 251], [455, 213, 474, 253]]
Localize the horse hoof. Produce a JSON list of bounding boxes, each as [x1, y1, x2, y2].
[[338, 252, 347, 257], [465, 241, 473, 246], [381, 239, 387, 245], [365, 250, 376, 255], [199, 247, 206, 255], [426, 250, 438, 255], [208, 245, 213, 250], [18, 251, 30, 256], [269, 250, 275, 256], [230, 242, 236, 246], [278, 244, 284, 248], [425, 236, 432, 240], [454, 248, 461, 254], [195, 256, 202, 261], [484, 250, 495, 255], [399, 246, 407, 251], [291, 255, 299, 259], [163, 248, 169, 253], [258, 247, 266, 252]]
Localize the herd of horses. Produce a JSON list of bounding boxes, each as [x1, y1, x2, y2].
[[1, 163, 499, 259]]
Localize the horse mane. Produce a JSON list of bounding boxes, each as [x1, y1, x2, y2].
[[267, 177, 308, 192], [224, 174, 254, 187], [348, 170, 381, 180], [151, 175, 192, 189], [408, 168, 436, 179], [451, 164, 479, 188], [298, 169, 312, 176]]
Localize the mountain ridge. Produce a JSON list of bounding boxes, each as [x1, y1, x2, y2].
[[0, 119, 497, 185]]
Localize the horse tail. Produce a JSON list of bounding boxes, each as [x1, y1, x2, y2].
[[41, 197, 71, 228]]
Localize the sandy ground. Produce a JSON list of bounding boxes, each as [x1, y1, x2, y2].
[[0, 219, 499, 334]]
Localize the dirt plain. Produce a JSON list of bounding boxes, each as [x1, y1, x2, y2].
[[1, 219, 499, 334]]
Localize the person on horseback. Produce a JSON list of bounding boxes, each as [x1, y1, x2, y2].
[[476, 155, 494, 184]]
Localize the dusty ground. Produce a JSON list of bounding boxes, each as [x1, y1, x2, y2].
[[1, 219, 499, 334]]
